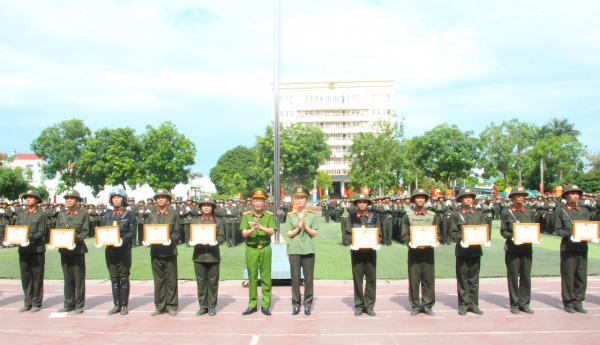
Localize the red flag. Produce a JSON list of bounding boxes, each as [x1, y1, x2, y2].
[[280, 186, 284, 198], [539, 183, 544, 195], [186, 190, 189, 197], [319, 186, 323, 197], [493, 184, 498, 198], [53, 194, 57, 203], [349, 189, 354, 197], [432, 186, 435, 197]]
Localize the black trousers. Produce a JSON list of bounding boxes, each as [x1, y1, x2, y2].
[[505, 251, 532, 309], [560, 251, 587, 309], [456, 256, 480, 311], [19, 252, 45, 308], [351, 250, 376, 312], [408, 248, 435, 310], [194, 261, 220, 309], [106, 243, 132, 277], [152, 256, 178, 311], [61, 254, 86, 309], [289, 254, 315, 308]]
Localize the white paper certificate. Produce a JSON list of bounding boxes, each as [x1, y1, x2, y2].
[[190, 224, 217, 245], [144, 225, 170, 244], [410, 226, 438, 247], [573, 221, 599, 241], [462, 225, 489, 245], [95, 226, 121, 246], [352, 228, 379, 249], [4, 226, 29, 244], [50, 229, 75, 248], [513, 223, 540, 243]]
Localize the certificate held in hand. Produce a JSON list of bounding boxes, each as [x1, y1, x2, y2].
[[513, 223, 540, 243], [143, 225, 170, 244], [95, 226, 121, 246], [351, 228, 379, 250], [190, 224, 217, 245], [462, 225, 489, 245], [4, 226, 29, 245], [573, 221, 599, 241], [410, 226, 438, 247], [50, 229, 75, 248]]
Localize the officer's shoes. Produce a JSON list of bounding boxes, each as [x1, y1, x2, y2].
[[365, 309, 376, 316], [30, 307, 41, 313], [469, 308, 484, 315], [208, 308, 216, 316], [151, 310, 166, 316], [574, 306, 588, 314], [519, 307, 534, 314], [168, 310, 177, 316], [304, 307, 311, 315], [354, 309, 363, 316], [261, 307, 271, 316], [19, 307, 31, 313], [57, 308, 74, 313], [292, 308, 300, 315], [120, 306, 129, 315], [196, 308, 208, 316], [410, 309, 420, 316], [242, 307, 257, 315], [108, 306, 121, 315], [75, 308, 84, 314], [458, 309, 467, 316], [510, 308, 520, 314], [564, 306, 576, 314], [422, 308, 434, 316]]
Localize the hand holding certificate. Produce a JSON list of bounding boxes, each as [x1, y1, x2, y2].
[[409, 226, 438, 247], [573, 221, 599, 242], [190, 224, 217, 245], [49, 229, 75, 249], [143, 225, 170, 244], [462, 225, 489, 245], [513, 223, 540, 243], [4, 226, 29, 245], [351, 228, 380, 250], [95, 226, 121, 246]]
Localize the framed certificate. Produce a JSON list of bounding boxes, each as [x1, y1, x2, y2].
[[190, 224, 217, 245], [462, 225, 489, 245], [4, 226, 29, 244], [573, 221, 599, 241], [50, 229, 75, 248], [95, 226, 121, 246], [410, 226, 438, 247], [143, 224, 170, 244], [352, 228, 379, 249], [513, 223, 540, 243]]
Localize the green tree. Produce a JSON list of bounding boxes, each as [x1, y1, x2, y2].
[[209, 146, 264, 196], [316, 170, 332, 190], [411, 123, 480, 186], [78, 127, 144, 195], [30, 119, 91, 189], [347, 115, 406, 193], [28, 184, 49, 202], [219, 173, 248, 196], [255, 123, 331, 188], [140, 121, 196, 190], [587, 151, 600, 181], [0, 165, 31, 200], [528, 134, 586, 187], [540, 118, 581, 139]]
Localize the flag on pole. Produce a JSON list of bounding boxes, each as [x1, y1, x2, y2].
[[493, 184, 498, 198]]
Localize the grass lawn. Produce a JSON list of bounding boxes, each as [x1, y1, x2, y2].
[[0, 218, 598, 281]]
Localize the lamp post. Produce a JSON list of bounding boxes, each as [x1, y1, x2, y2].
[[273, 0, 281, 242]]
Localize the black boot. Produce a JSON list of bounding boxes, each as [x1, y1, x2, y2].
[[119, 276, 130, 315], [108, 277, 121, 315]]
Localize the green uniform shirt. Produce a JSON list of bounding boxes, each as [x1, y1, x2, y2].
[[284, 210, 319, 255], [239, 210, 275, 246], [500, 206, 535, 253], [450, 208, 486, 257], [555, 204, 590, 252], [15, 207, 48, 253], [146, 208, 180, 257], [55, 208, 90, 255], [191, 215, 224, 262]]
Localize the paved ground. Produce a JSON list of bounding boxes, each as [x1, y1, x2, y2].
[[0, 277, 599, 344]]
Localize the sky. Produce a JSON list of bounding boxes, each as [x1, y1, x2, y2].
[[1, 0, 599, 176]]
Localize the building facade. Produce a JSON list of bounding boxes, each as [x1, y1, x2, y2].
[[278, 80, 394, 199]]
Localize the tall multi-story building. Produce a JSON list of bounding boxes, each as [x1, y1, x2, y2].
[[278, 80, 394, 199]]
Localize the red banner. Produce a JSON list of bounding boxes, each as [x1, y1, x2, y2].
[[281, 186, 284, 198], [539, 183, 544, 195], [319, 186, 322, 198], [493, 184, 498, 198]]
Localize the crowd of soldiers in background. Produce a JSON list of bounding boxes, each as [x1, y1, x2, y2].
[[0, 196, 292, 248], [319, 192, 600, 246]]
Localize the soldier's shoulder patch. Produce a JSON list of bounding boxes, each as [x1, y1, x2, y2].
[[243, 211, 253, 215], [264, 211, 274, 215], [307, 210, 316, 213]]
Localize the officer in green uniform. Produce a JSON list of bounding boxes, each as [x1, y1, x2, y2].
[[500, 186, 536, 314], [53, 189, 89, 314], [379, 196, 394, 246], [188, 196, 224, 316], [14, 190, 48, 312], [401, 188, 441, 316], [285, 186, 319, 315], [142, 189, 180, 316], [450, 188, 489, 315], [338, 195, 355, 246], [555, 184, 597, 313], [348, 193, 381, 316], [0, 198, 13, 247], [224, 198, 238, 247], [100, 188, 136, 315], [240, 188, 276, 316]]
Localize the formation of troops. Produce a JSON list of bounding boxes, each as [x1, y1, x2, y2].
[[0, 183, 598, 318]]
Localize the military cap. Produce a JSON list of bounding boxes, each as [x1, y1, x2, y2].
[[251, 188, 267, 199], [227, 198, 234, 202], [153, 189, 172, 201], [342, 194, 349, 199], [64, 189, 82, 201], [198, 195, 216, 206], [128, 197, 135, 202], [456, 188, 477, 201], [561, 184, 583, 199], [292, 186, 309, 197], [23, 189, 42, 203], [410, 188, 430, 202], [0, 198, 7, 204], [139, 200, 146, 204], [508, 186, 528, 198], [351, 192, 372, 205]]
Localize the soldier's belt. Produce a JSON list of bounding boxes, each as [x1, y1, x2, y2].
[[246, 243, 270, 249]]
